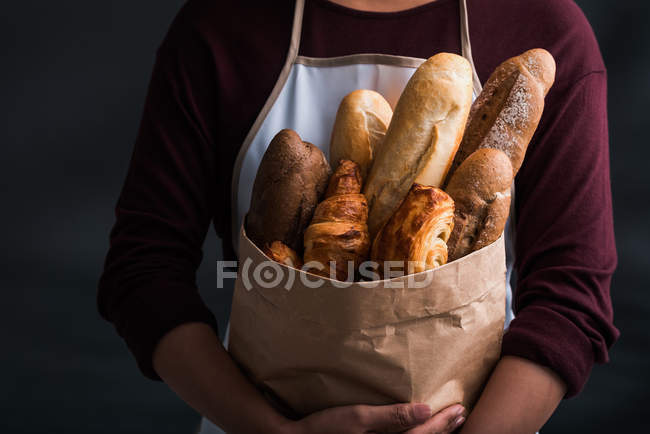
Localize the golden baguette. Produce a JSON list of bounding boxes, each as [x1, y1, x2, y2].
[[329, 89, 393, 178], [364, 53, 473, 239]]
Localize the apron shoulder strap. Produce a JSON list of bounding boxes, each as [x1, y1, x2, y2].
[[289, 0, 306, 64], [459, 0, 482, 94]]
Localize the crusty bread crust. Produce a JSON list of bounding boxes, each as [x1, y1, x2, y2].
[[444, 49, 556, 186], [445, 148, 513, 261], [329, 90, 393, 178], [247, 129, 331, 253], [363, 53, 473, 239]]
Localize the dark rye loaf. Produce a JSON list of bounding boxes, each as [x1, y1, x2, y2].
[[247, 129, 331, 253]]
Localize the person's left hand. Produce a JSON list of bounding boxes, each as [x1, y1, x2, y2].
[[402, 403, 466, 434]]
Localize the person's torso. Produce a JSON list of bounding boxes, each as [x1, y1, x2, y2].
[[180, 0, 603, 258], [191, 1, 602, 433]]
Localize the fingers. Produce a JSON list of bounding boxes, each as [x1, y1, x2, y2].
[[403, 404, 466, 434], [358, 402, 433, 432]]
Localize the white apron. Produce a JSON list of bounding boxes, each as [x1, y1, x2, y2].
[[200, 0, 516, 432]]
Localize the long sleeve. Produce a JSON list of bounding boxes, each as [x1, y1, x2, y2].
[[501, 70, 619, 397], [97, 7, 221, 380]]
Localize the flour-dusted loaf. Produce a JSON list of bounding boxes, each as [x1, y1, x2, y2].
[[445, 148, 513, 261], [363, 53, 473, 238], [247, 129, 331, 253], [444, 49, 556, 185], [329, 90, 393, 178]]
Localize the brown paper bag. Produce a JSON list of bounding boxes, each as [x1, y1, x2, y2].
[[229, 224, 506, 417]]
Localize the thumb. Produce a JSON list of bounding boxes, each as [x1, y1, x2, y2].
[[363, 403, 433, 432], [404, 404, 466, 434]]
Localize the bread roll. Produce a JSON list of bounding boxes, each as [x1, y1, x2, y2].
[[364, 53, 473, 238], [263, 241, 303, 269], [444, 49, 556, 185], [445, 148, 513, 261], [329, 90, 393, 178], [304, 160, 370, 281], [247, 129, 331, 253], [371, 184, 455, 276]]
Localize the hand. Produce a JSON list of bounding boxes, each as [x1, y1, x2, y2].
[[284, 402, 466, 434], [152, 323, 468, 434]]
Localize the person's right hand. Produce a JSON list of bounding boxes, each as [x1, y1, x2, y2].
[[284, 402, 466, 434]]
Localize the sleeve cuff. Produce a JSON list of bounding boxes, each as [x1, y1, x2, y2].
[[501, 304, 596, 398], [109, 280, 219, 381]]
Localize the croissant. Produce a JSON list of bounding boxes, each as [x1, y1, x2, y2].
[[303, 160, 370, 281], [371, 184, 455, 276], [263, 241, 303, 269]]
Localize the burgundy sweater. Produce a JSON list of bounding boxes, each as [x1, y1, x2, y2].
[[98, 0, 618, 398]]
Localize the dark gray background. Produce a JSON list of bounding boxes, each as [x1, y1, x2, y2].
[[1, 1, 648, 433]]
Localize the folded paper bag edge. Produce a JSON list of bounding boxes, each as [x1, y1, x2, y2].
[[236, 221, 506, 329]]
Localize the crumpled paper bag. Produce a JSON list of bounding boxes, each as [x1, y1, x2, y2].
[[228, 224, 506, 417]]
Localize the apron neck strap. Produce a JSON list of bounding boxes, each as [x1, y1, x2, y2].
[[459, 0, 482, 94], [289, 0, 306, 64]]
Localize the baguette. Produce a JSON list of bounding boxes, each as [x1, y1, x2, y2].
[[363, 53, 473, 238], [445, 148, 513, 261], [329, 90, 393, 178], [444, 49, 556, 185]]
